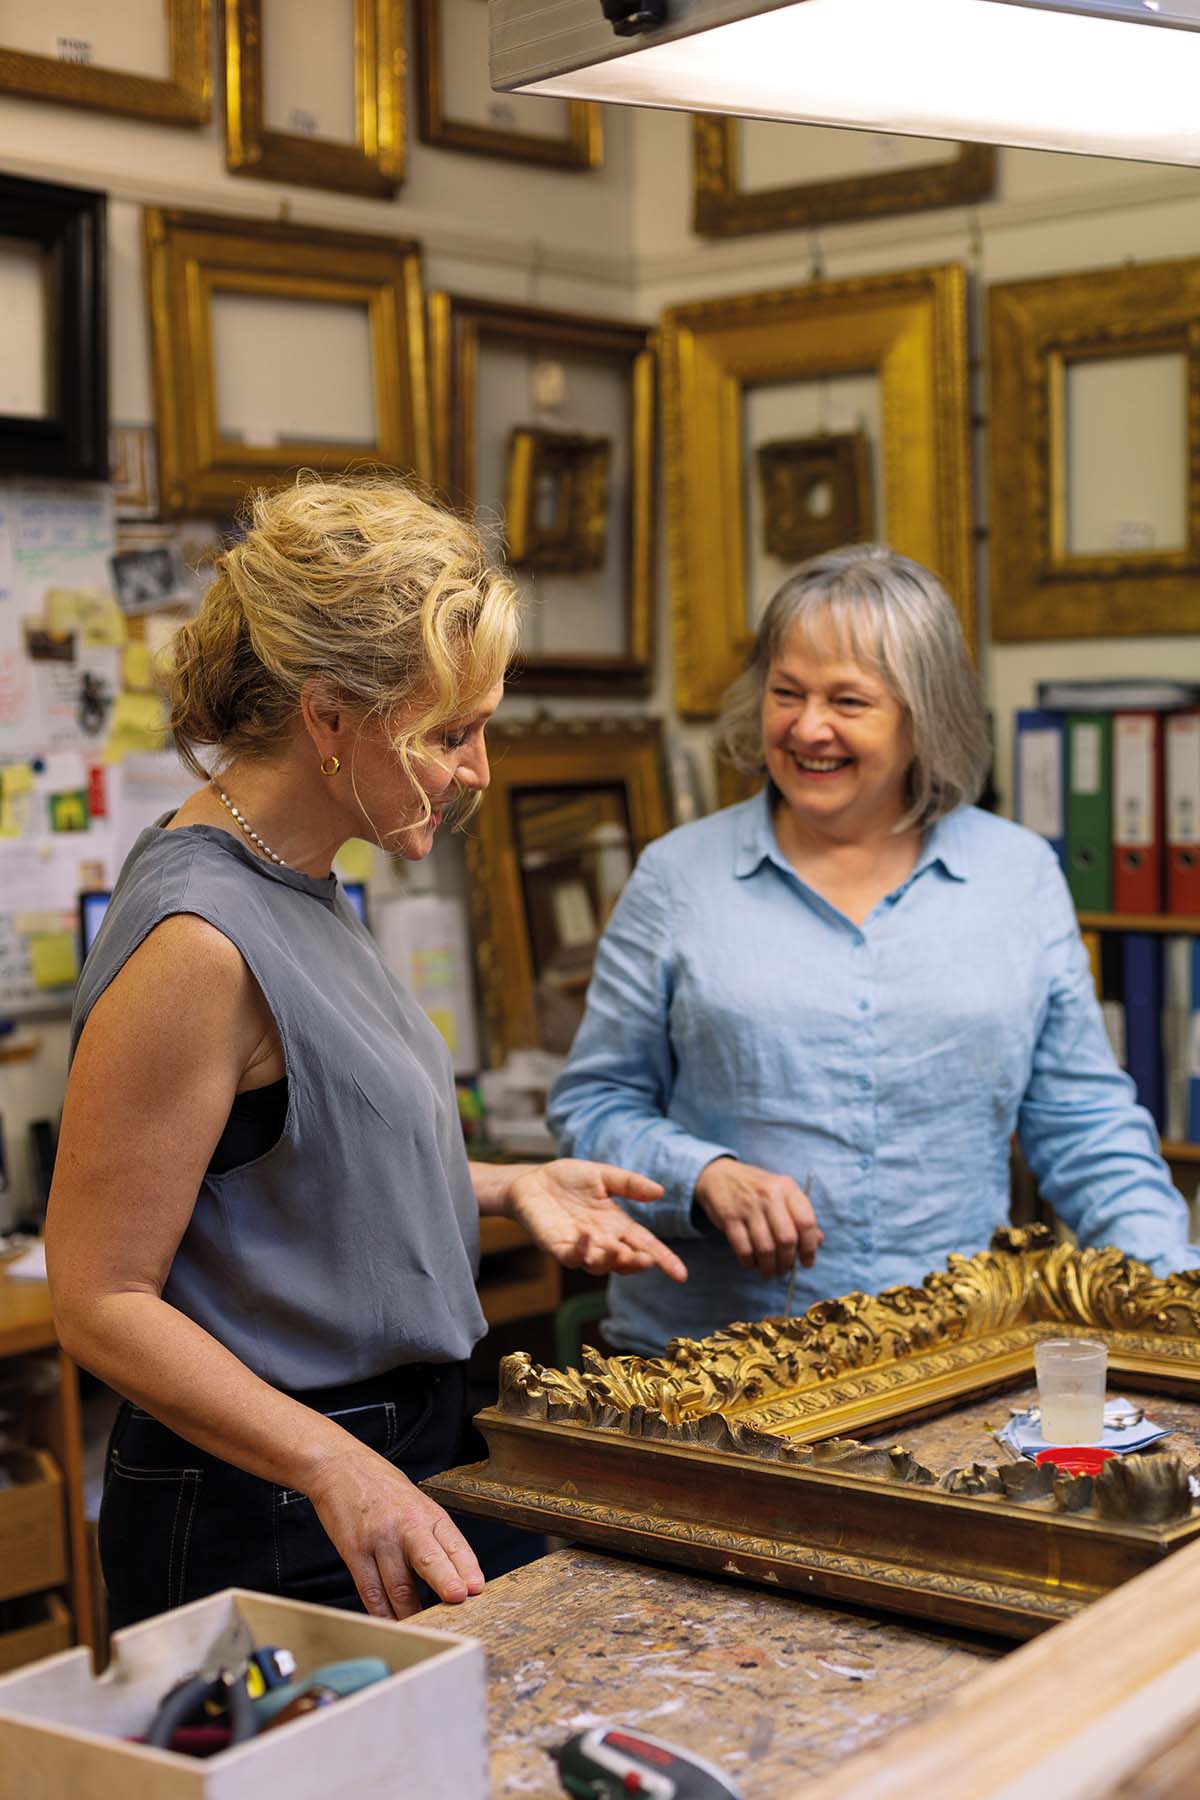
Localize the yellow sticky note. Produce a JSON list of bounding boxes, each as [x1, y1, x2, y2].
[[333, 838, 374, 882], [0, 764, 34, 838], [103, 691, 168, 763], [2, 763, 34, 797], [122, 642, 154, 691], [44, 587, 84, 631], [29, 931, 79, 990], [426, 1006, 458, 1056]]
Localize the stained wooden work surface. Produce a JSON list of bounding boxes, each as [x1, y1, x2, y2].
[[422, 1546, 1000, 1798], [860, 1382, 1200, 1476]]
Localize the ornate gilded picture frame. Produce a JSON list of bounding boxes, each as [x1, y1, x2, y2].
[[693, 118, 995, 238], [465, 717, 669, 1064], [989, 255, 1200, 641], [0, 1, 210, 124], [661, 264, 973, 717], [415, 0, 601, 169], [0, 173, 106, 479], [144, 206, 431, 517], [429, 293, 655, 693], [504, 427, 610, 572], [223, 0, 406, 196], [428, 1228, 1200, 1640]]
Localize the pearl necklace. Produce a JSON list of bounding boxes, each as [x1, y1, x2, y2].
[[211, 783, 290, 868]]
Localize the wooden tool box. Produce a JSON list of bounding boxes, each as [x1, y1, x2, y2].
[[0, 1587, 488, 1799]]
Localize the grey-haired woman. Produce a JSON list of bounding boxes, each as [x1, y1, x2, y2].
[[548, 544, 1197, 1357]]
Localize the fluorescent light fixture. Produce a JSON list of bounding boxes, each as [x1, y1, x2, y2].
[[490, 0, 1200, 164]]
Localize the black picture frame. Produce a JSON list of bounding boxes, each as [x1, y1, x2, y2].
[[0, 171, 107, 479]]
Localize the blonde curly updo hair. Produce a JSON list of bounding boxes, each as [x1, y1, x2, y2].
[[716, 543, 990, 830], [168, 474, 520, 818]]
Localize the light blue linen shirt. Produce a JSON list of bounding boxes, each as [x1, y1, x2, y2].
[[547, 793, 1199, 1356]]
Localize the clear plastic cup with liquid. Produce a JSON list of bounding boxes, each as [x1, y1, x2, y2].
[[1034, 1337, 1107, 1445]]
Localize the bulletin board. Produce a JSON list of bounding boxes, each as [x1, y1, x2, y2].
[[0, 475, 199, 1017]]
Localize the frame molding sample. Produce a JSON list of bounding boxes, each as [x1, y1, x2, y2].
[[428, 1227, 1200, 1640], [223, 0, 406, 196], [0, 1, 210, 125], [0, 172, 106, 479], [415, 0, 601, 169], [429, 292, 656, 693], [464, 717, 669, 1064], [144, 206, 431, 517], [693, 118, 995, 238], [661, 263, 973, 717], [989, 255, 1200, 641]]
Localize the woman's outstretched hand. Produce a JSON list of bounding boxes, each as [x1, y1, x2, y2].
[[505, 1159, 687, 1283]]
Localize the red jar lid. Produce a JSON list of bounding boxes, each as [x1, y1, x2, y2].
[[1035, 1446, 1116, 1476]]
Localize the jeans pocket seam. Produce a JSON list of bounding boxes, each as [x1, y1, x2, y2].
[[168, 1470, 202, 1611], [388, 1388, 436, 1462], [110, 1454, 204, 1482]]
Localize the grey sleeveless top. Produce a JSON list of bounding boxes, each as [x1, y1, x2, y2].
[[71, 820, 486, 1389]]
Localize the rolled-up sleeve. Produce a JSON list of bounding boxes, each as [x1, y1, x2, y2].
[[1017, 844, 1200, 1275], [547, 846, 737, 1241]]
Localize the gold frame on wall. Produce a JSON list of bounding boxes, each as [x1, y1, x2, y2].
[[0, 1, 210, 124], [427, 1227, 1200, 1640], [989, 256, 1200, 641], [429, 292, 656, 693], [693, 117, 995, 238], [661, 263, 973, 718], [464, 717, 669, 1065], [223, 0, 406, 196], [144, 206, 431, 517], [415, 0, 601, 169]]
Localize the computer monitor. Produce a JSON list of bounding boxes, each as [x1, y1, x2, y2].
[[342, 880, 367, 926], [79, 889, 111, 961], [79, 882, 368, 961]]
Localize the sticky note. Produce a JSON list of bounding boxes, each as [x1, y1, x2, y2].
[[29, 930, 78, 990], [333, 838, 374, 882], [1, 764, 34, 797], [103, 691, 167, 763], [122, 641, 154, 691]]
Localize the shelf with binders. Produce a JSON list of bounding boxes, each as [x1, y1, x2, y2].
[[1074, 914, 1200, 1164]]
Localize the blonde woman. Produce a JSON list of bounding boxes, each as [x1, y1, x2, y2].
[[46, 477, 685, 1630]]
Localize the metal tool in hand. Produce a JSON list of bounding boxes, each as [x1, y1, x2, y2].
[[783, 1170, 813, 1317], [145, 1615, 258, 1749]]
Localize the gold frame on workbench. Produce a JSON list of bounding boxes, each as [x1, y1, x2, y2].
[[427, 1228, 1200, 1640]]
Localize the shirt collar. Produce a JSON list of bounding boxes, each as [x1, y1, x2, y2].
[[733, 789, 972, 884]]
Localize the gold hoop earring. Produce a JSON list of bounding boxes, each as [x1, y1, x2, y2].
[[320, 754, 340, 776]]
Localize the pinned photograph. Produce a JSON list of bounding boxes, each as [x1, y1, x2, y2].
[[109, 544, 189, 613]]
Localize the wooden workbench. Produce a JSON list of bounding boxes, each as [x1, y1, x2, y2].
[[422, 1545, 1000, 1796], [0, 1262, 95, 1656]]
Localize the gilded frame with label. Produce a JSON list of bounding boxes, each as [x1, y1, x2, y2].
[[0, 1, 210, 124], [989, 256, 1200, 641], [427, 1228, 1200, 1640], [693, 118, 995, 238], [144, 206, 431, 517], [223, 0, 406, 196], [464, 717, 669, 1065], [415, 0, 601, 169], [661, 263, 973, 718]]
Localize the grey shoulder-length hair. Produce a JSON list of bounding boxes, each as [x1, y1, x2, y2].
[[715, 544, 991, 830]]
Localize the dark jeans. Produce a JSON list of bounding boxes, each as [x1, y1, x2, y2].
[[98, 1361, 468, 1631]]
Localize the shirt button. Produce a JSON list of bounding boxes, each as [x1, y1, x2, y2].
[[859, 1156, 871, 1171], [858, 999, 870, 1013], [858, 1075, 870, 1090]]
